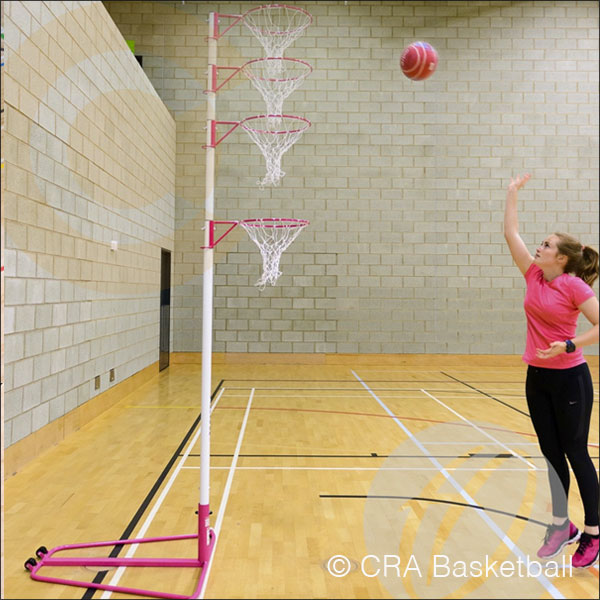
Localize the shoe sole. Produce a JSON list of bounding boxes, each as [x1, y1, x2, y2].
[[538, 530, 581, 560], [572, 550, 599, 569]]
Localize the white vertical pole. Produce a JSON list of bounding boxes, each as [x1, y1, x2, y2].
[[198, 12, 217, 561]]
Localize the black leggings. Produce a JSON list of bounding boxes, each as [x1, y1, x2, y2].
[[526, 362, 599, 527]]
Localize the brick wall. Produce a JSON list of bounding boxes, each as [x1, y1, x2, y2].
[[2, 0, 176, 446], [104, 0, 598, 355]]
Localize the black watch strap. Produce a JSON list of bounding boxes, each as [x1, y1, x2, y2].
[[565, 339, 576, 353]]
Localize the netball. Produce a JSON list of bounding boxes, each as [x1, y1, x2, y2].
[[400, 41, 438, 80]]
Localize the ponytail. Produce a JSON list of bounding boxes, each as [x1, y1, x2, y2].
[[554, 232, 599, 287], [579, 245, 599, 287]]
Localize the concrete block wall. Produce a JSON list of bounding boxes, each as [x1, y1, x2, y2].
[[104, 0, 599, 356], [2, 0, 176, 447]]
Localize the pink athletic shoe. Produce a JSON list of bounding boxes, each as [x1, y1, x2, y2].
[[537, 521, 580, 559], [571, 533, 600, 568]]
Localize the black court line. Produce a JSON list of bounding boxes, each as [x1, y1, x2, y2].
[[81, 379, 224, 599], [195, 452, 538, 459], [441, 371, 531, 417], [188, 452, 597, 460], [320, 494, 548, 527]]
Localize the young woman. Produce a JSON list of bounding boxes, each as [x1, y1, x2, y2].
[[504, 173, 599, 568]]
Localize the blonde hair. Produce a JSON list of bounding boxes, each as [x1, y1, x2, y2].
[[554, 232, 599, 287]]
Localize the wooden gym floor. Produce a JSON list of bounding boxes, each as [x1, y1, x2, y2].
[[3, 354, 599, 599]]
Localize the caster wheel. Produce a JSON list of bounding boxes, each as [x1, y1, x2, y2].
[[24, 557, 37, 571], [36, 546, 48, 558]]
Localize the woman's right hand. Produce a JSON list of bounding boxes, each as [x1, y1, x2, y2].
[[508, 173, 531, 192]]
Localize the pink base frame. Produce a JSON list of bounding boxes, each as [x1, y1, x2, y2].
[[26, 503, 215, 599]]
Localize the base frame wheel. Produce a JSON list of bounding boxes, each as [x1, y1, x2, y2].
[[24, 557, 37, 571]]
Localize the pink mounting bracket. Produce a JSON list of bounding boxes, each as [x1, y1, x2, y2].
[[205, 64, 243, 93], [207, 12, 244, 40], [201, 220, 239, 249], [202, 119, 241, 149], [25, 503, 215, 599]]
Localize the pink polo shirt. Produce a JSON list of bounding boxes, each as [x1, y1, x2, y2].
[[523, 263, 596, 368]]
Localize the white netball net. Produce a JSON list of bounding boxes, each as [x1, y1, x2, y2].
[[239, 218, 309, 289], [242, 58, 312, 117], [241, 115, 310, 187], [242, 4, 312, 58]]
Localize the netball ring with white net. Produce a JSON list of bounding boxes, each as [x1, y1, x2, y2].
[[204, 115, 311, 188], [202, 218, 310, 289], [239, 218, 309, 288], [210, 4, 313, 57]]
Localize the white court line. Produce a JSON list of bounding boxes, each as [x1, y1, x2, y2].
[[424, 440, 600, 449], [224, 392, 497, 397], [182, 466, 547, 472], [351, 370, 565, 600], [420, 388, 537, 470], [198, 389, 254, 599], [224, 387, 478, 393], [224, 393, 387, 398], [99, 387, 226, 599]]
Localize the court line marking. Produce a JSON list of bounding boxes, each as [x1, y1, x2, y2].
[[321, 494, 548, 527], [180, 466, 600, 473], [182, 466, 552, 472], [99, 387, 226, 599], [265, 390, 595, 395], [422, 441, 600, 448], [199, 389, 254, 599], [440, 371, 531, 417], [351, 369, 565, 600], [420, 388, 537, 469]]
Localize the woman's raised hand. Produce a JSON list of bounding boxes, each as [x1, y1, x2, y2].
[[508, 173, 531, 192]]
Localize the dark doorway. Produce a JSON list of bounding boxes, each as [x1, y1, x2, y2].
[[159, 249, 171, 371]]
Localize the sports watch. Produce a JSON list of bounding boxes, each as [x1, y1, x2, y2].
[[564, 339, 576, 353]]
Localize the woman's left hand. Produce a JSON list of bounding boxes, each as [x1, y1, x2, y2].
[[536, 341, 567, 359]]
